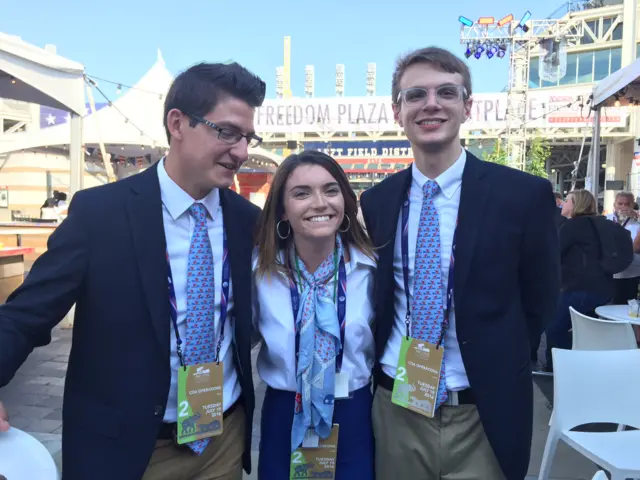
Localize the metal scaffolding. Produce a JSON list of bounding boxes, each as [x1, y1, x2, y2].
[[460, 16, 584, 169]]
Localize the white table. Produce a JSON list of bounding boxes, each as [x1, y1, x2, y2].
[[0, 427, 58, 479], [595, 305, 640, 326]]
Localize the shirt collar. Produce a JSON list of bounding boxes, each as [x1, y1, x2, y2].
[[254, 245, 377, 277], [347, 244, 377, 271], [411, 148, 466, 200], [157, 157, 220, 221]]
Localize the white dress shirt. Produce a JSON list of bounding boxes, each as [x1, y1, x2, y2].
[[380, 149, 470, 392], [254, 246, 376, 393], [158, 159, 241, 422]]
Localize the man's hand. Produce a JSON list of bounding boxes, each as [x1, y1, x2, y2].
[[0, 401, 9, 431], [619, 208, 638, 219]]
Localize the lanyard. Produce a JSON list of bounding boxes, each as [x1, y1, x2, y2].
[[288, 248, 348, 373], [167, 228, 230, 368], [613, 215, 631, 228], [401, 187, 456, 348]]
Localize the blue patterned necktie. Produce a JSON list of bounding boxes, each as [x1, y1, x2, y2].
[[184, 203, 215, 455], [291, 236, 343, 452], [412, 180, 448, 409]]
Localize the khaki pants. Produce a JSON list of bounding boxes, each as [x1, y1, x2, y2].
[[142, 406, 245, 480], [372, 387, 505, 480]]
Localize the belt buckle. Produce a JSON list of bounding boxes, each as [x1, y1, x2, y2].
[[445, 391, 459, 407]]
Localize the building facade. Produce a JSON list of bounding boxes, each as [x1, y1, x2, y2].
[[526, 0, 640, 209]]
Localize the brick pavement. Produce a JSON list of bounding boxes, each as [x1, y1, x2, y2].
[[0, 328, 602, 480], [0, 326, 70, 471]]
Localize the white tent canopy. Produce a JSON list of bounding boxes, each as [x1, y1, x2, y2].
[[0, 52, 171, 154], [0, 33, 85, 194], [592, 54, 640, 108], [0, 49, 282, 169], [587, 55, 640, 199], [0, 33, 85, 115]]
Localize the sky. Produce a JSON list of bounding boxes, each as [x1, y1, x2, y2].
[[1, 0, 568, 101]]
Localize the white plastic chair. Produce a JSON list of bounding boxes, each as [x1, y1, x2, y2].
[[570, 307, 637, 432], [538, 349, 640, 480], [570, 307, 638, 351], [547, 307, 636, 425]]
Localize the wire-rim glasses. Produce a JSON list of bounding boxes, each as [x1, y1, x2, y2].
[[397, 85, 468, 108], [186, 113, 263, 148]]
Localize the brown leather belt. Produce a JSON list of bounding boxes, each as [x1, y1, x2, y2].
[[157, 397, 242, 440], [375, 366, 476, 405]]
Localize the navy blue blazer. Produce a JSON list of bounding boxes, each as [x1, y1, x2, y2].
[[0, 163, 260, 479], [360, 152, 560, 480]]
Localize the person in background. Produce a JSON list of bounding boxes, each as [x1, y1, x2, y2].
[[545, 190, 614, 371], [0, 62, 266, 480], [606, 191, 640, 303], [40, 190, 68, 220], [631, 225, 640, 345], [54, 190, 68, 208], [554, 191, 566, 229], [40, 190, 60, 210], [253, 150, 375, 479]]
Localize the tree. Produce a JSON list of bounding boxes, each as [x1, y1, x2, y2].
[[482, 140, 508, 166], [526, 136, 551, 179]]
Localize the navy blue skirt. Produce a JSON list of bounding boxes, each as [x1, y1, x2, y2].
[[258, 384, 375, 480]]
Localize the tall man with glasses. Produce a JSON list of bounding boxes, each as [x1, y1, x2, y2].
[[360, 47, 559, 480], [0, 62, 265, 480]]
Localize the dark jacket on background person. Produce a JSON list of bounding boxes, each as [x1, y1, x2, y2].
[[559, 215, 614, 297], [555, 207, 567, 229]]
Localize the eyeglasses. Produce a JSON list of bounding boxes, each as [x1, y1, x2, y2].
[[397, 85, 468, 108], [186, 113, 263, 148]]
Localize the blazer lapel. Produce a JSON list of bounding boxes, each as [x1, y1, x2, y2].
[[219, 190, 251, 334], [126, 163, 170, 359], [376, 167, 412, 255], [372, 168, 411, 320], [454, 153, 491, 304]]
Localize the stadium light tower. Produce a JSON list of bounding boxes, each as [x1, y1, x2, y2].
[[305, 65, 315, 98], [459, 11, 583, 170], [366, 63, 376, 96], [283, 36, 292, 99], [275, 66, 284, 99], [336, 64, 345, 97]]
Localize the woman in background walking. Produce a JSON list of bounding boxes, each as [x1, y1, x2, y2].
[[545, 189, 613, 371]]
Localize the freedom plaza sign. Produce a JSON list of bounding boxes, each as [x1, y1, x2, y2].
[[254, 87, 627, 134]]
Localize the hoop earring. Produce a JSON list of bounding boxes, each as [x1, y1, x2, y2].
[[338, 215, 351, 233], [276, 220, 291, 240]]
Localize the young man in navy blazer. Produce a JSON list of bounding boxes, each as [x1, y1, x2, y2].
[[360, 47, 560, 480], [0, 62, 265, 480]]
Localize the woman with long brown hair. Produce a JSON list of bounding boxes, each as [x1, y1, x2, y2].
[[253, 150, 375, 479]]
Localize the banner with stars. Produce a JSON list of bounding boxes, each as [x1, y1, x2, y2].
[[40, 103, 109, 129]]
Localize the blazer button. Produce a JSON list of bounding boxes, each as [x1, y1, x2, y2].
[[154, 405, 165, 417]]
